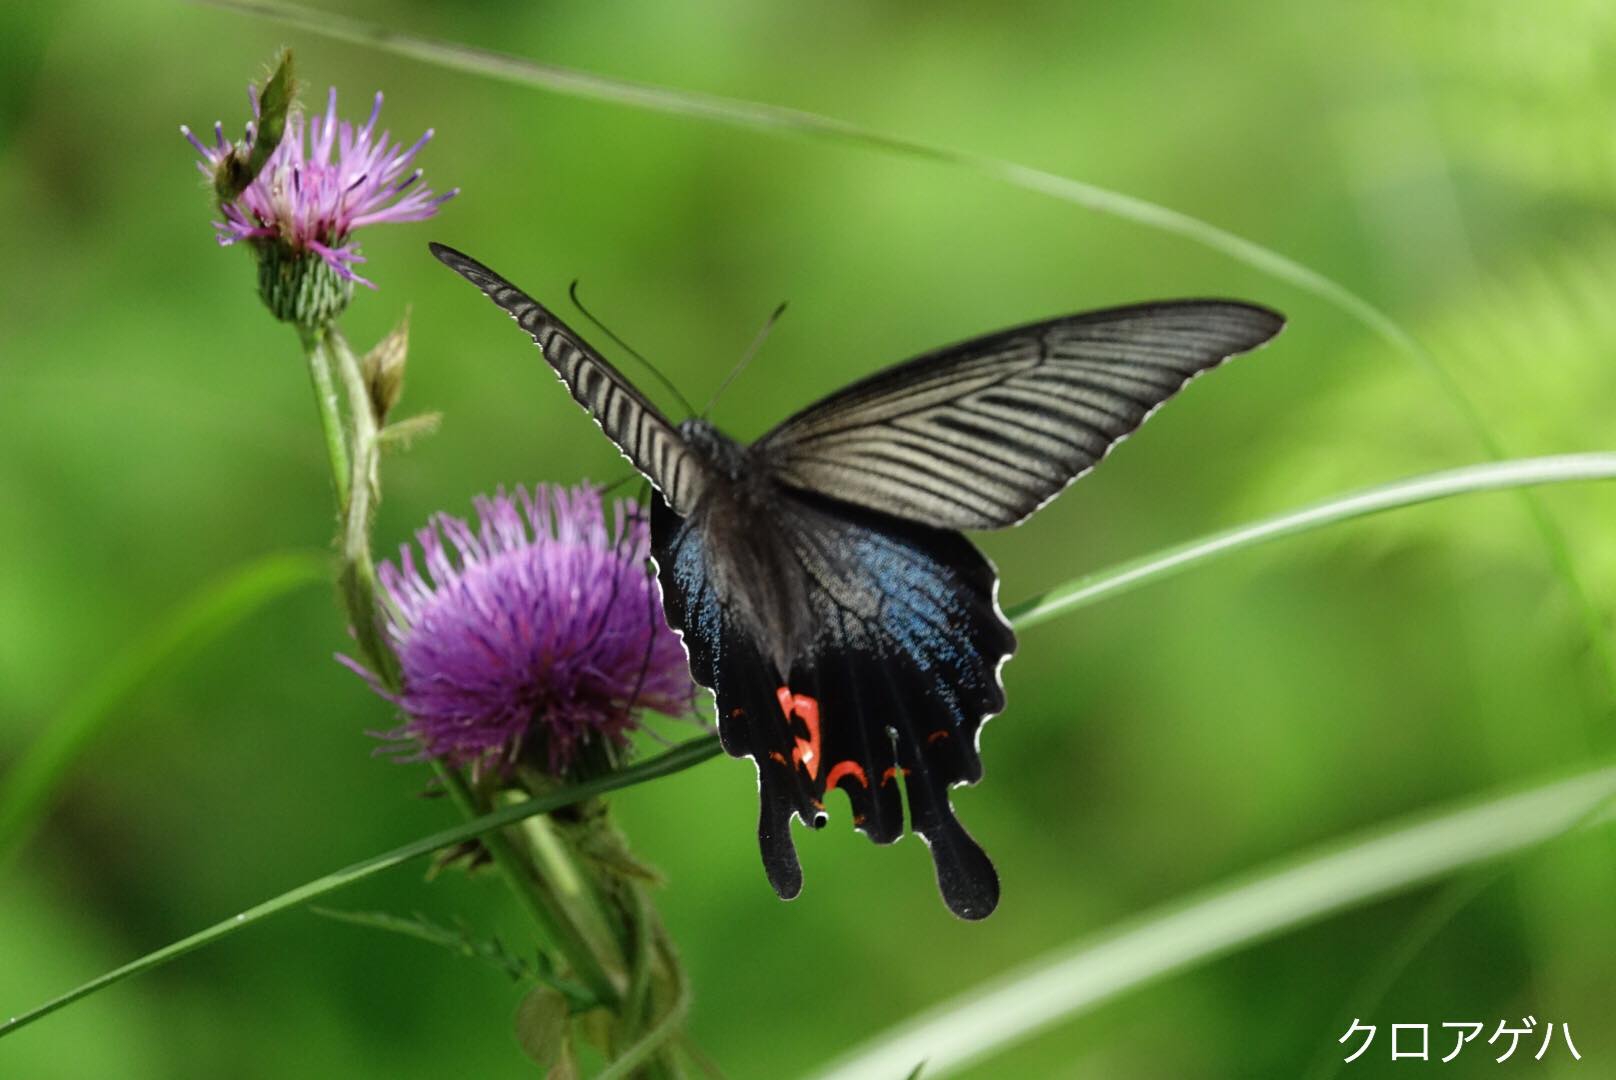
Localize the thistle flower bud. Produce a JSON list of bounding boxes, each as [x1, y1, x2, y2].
[[362, 311, 410, 423], [257, 241, 355, 328]]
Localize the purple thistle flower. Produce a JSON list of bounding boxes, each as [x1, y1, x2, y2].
[[183, 84, 456, 289], [347, 484, 696, 775]]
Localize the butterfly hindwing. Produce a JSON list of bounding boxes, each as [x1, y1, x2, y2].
[[430, 244, 707, 515], [794, 607, 1005, 920], [651, 482, 1012, 919], [756, 300, 1284, 530]]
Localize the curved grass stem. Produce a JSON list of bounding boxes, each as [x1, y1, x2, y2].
[[1007, 453, 1616, 629]]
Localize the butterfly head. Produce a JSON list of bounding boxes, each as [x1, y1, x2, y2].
[[676, 418, 748, 480]]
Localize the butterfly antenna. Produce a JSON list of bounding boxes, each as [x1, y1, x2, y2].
[[569, 280, 697, 417], [700, 300, 788, 420], [598, 471, 642, 498]]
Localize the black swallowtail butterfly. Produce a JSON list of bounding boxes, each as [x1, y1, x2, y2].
[[432, 242, 1283, 918]]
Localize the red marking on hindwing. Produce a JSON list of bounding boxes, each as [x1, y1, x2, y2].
[[824, 760, 868, 791], [776, 686, 822, 781], [926, 730, 950, 745], [880, 766, 910, 786], [768, 751, 790, 767]]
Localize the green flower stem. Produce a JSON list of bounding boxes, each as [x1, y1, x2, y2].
[[513, 767, 690, 1072], [432, 765, 627, 1007], [511, 769, 687, 1068], [299, 328, 350, 511], [324, 327, 396, 687], [0, 737, 721, 1040], [586, 810, 683, 1071], [623, 886, 656, 1046], [320, 326, 628, 1008], [598, 925, 692, 1080], [519, 808, 633, 982]]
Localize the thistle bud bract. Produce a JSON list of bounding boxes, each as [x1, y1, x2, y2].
[[362, 311, 410, 423], [256, 242, 355, 328]]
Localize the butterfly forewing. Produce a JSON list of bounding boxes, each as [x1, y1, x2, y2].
[[755, 301, 1284, 530], [430, 243, 707, 515]]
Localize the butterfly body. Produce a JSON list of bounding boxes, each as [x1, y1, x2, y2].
[[658, 418, 822, 673], [430, 242, 1284, 919]]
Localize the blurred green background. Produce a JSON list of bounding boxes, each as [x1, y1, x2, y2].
[[4, 1, 1615, 1075]]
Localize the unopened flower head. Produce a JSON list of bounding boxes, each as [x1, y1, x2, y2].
[[349, 485, 695, 774], [183, 83, 456, 325]]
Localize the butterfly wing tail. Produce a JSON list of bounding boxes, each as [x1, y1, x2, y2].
[[800, 644, 1000, 917], [902, 748, 1001, 920], [714, 661, 827, 901]]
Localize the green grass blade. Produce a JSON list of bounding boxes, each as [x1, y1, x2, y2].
[[806, 764, 1616, 1080], [0, 736, 721, 1040], [200, 0, 1616, 690], [1008, 452, 1616, 630], [0, 550, 331, 868]]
